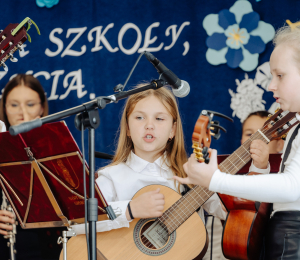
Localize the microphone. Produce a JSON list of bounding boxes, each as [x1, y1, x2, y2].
[[144, 51, 190, 98]]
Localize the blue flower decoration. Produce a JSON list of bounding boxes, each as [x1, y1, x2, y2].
[[36, 0, 59, 8], [203, 0, 275, 71]]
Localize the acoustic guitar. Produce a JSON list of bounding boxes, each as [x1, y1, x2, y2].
[[60, 111, 226, 260], [217, 109, 298, 260], [0, 17, 40, 71], [61, 109, 297, 260]]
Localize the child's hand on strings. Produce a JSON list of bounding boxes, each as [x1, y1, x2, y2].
[[250, 140, 269, 169], [174, 149, 218, 188], [126, 188, 165, 220], [0, 210, 15, 236]]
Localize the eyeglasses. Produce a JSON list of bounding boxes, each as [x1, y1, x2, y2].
[[6, 102, 42, 115]]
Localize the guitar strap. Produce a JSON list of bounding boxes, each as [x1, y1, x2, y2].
[[280, 123, 300, 173], [270, 124, 300, 213]]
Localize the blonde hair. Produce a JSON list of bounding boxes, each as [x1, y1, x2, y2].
[[104, 84, 189, 192], [273, 22, 300, 66]]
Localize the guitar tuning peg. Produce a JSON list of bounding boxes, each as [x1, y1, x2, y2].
[[16, 44, 24, 52], [1, 62, 8, 71], [9, 53, 18, 62], [193, 149, 203, 156]]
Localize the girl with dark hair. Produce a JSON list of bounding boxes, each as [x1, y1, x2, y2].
[[0, 74, 62, 260]]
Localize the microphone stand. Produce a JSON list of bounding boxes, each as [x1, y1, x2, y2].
[[9, 79, 166, 260]]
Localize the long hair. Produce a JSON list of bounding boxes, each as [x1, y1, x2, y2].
[[0, 74, 49, 128], [105, 85, 188, 192]]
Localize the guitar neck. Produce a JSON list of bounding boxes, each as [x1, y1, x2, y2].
[[219, 131, 266, 175], [159, 185, 214, 234], [159, 112, 299, 234]]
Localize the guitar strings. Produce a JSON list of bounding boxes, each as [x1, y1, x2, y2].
[[113, 113, 296, 259], [120, 117, 290, 260]]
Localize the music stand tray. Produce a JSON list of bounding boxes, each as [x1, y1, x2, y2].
[[0, 121, 107, 229]]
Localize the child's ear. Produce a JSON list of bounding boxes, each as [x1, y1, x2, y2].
[[169, 122, 177, 138], [127, 128, 130, 137]]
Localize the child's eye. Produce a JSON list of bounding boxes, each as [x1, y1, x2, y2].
[[136, 116, 144, 120], [156, 118, 164, 121], [277, 74, 282, 78]]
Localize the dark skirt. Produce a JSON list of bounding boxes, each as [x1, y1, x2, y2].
[[265, 211, 300, 260]]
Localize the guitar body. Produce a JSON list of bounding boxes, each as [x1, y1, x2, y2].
[[61, 185, 208, 260], [219, 193, 271, 260]]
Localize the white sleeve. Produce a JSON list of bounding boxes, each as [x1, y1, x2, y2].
[[202, 193, 227, 220], [248, 161, 270, 174], [71, 170, 131, 235], [209, 145, 300, 203]]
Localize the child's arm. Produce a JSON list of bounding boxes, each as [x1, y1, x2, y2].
[[176, 147, 300, 203]]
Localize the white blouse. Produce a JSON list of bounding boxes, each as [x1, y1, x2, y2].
[[210, 113, 300, 215], [72, 151, 226, 235]]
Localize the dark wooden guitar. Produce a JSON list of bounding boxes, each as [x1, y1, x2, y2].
[[216, 109, 298, 260], [0, 17, 40, 71], [217, 153, 282, 260]]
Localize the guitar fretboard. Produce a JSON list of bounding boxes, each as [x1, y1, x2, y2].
[[158, 121, 289, 234]]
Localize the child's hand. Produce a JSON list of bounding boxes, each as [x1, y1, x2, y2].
[[174, 149, 218, 188], [127, 188, 165, 220], [0, 210, 15, 236], [250, 140, 269, 169]]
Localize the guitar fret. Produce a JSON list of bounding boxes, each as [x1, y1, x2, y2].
[[234, 152, 246, 164], [162, 111, 298, 236], [241, 145, 251, 155]]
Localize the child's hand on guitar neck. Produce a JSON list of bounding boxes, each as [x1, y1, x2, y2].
[[250, 140, 269, 169], [126, 188, 165, 221], [173, 149, 218, 189]]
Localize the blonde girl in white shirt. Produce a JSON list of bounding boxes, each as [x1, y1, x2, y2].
[[73, 85, 226, 237], [175, 23, 300, 259]]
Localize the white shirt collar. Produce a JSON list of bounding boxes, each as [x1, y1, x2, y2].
[[296, 113, 300, 121], [126, 151, 169, 173]]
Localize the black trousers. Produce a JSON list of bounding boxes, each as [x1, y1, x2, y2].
[[264, 211, 300, 260]]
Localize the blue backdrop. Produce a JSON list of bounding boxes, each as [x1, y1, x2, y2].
[[0, 0, 297, 168]]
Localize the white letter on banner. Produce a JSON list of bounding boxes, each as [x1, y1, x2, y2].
[[138, 22, 164, 53], [164, 22, 190, 50], [34, 71, 51, 80], [19, 44, 29, 57], [60, 69, 87, 100], [118, 23, 142, 55], [48, 70, 65, 100], [45, 28, 64, 57], [88, 24, 119, 53], [61, 27, 87, 57]]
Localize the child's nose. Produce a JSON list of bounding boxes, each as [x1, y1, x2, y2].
[[268, 78, 276, 92], [145, 118, 155, 129], [23, 110, 31, 122]]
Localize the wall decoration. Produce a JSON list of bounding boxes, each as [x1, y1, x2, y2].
[[36, 0, 59, 8], [229, 62, 279, 122], [203, 0, 275, 71]]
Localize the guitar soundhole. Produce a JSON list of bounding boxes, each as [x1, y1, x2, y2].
[[133, 218, 176, 256]]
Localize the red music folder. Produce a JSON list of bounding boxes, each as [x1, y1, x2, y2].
[[0, 121, 107, 229]]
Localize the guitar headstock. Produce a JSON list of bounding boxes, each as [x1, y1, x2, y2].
[[0, 23, 27, 71], [261, 109, 299, 142], [192, 110, 233, 162]]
